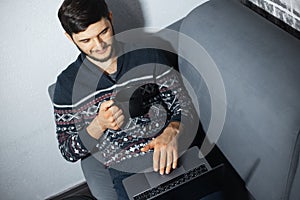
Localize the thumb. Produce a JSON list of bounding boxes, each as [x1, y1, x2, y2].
[[141, 141, 154, 152]]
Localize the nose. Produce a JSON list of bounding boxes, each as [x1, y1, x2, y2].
[[94, 37, 103, 48]]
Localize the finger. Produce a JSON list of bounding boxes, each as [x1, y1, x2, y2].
[[113, 108, 123, 119], [108, 120, 117, 130], [172, 149, 178, 169], [115, 114, 125, 128], [108, 105, 119, 115], [153, 147, 160, 172], [159, 149, 167, 175], [165, 150, 173, 174], [108, 116, 115, 123], [106, 106, 120, 124], [111, 124, 119, 130], [141, 141, 154, 152], [100, 100, 114, 111]]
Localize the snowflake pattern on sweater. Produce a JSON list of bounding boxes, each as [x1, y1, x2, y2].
[[53, 46, 195, 166]]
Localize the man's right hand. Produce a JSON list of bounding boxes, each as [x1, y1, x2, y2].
[[87, 100, 124, 139]]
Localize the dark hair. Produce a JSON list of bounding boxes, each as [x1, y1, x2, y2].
[[58, 0, 110, 36]]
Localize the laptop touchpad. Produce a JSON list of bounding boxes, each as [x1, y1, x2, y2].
[[145, 166, 185, 187]]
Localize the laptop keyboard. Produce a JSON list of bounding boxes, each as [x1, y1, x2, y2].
[[133, 164, 209, 200]]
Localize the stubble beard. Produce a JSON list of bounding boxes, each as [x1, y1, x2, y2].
[[76, 39, 116, 63], [88, 42, 114, 63]]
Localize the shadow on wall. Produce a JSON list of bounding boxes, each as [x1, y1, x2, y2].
[[106, 0, 145, 34], [106, 0, 180, 70]]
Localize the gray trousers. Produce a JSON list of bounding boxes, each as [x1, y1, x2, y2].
[[81, 155, 118, 200]]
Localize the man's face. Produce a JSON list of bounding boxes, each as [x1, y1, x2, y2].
[[69, 16, 115, 63]]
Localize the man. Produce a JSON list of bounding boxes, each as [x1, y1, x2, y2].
[[54, 0, 196, 199]]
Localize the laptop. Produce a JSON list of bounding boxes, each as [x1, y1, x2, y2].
[[122, 146, 225, 200]]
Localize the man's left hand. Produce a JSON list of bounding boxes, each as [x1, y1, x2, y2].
[[141, 121, 180, 175]]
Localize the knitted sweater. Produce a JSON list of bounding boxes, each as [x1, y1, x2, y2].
[[53, 43, 195, 166]]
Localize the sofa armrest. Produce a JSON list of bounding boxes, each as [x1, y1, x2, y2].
[[178, 0, 300, 199]]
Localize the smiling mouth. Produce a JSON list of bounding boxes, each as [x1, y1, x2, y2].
[[93, 45, 111, 55]]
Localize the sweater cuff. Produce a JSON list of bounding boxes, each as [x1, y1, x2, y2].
[[169, 114, 181, 123], [78, 128, 99, 152]]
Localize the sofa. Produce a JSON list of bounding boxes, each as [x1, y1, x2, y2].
[[48, 0, 299, 199], [172, 0, 300, 199]]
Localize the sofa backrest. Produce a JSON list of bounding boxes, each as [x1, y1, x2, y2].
[[178, 0, 300, 199]]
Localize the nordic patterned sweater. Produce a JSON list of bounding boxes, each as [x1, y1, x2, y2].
[[53, 43, 195, 166]]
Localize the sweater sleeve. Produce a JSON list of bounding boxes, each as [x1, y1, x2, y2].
[[154, 50, 197, 125], [53, 77, 98, 162], [155, 66, 196, 124]]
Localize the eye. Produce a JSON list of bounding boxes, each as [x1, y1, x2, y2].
[[101, 28, 109, 35], [81, 39, 90, 43]]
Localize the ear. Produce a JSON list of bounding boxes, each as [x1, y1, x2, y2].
[[108, 11, 113, 22], [64, 32, 73, 43]]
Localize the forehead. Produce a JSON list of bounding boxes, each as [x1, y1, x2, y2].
[[73, 18, 111, 39]]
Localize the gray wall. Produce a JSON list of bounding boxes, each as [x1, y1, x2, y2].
[[0, 0, 207, 199]]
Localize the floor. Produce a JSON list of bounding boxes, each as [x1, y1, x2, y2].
[[46, 182, 95, 200]]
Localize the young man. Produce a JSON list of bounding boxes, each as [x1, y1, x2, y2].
[[54, 0, 196, 199]]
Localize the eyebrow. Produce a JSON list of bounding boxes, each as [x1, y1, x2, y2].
[[100, 27, 109, 34], [78, 27, 109, 42]]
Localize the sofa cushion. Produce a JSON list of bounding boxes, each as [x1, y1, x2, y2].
[[178, 0, 300, 199]]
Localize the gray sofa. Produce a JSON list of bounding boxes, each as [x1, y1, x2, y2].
[[48, 0, 299, 199], [175, 0, 300, 199]]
